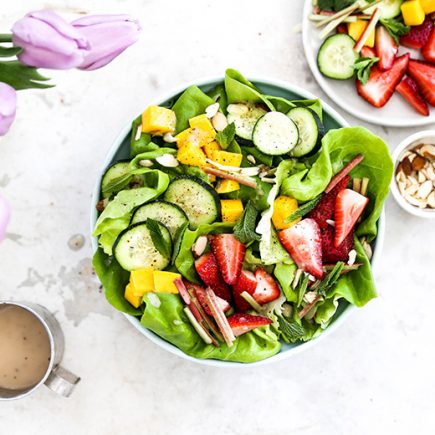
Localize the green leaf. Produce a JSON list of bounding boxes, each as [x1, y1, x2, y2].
[[146, 218, 172, 259], [285, 195, 321, 223], [380, 18, 410, 44], [296, 273, 310, 307], [277, 314, 306, 343], [0, 34, 13, 43], [172, 222, 189, 263], [233, 201, 261, 244], [0, 60, 53, 90], [0, 46, 22, 57], [353, 56, 379, 86], [215, 122, 236, 149], [315, 262, 345, 298]]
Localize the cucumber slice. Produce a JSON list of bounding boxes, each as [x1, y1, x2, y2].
[[164, 175, 221, 229], [227, 103, 267, 140], [287, 107, 324, 157], [130, 200, 188, 238], [252, 111, 299, 156], [101, 160, 131, 198], [317, 34, 358, 80], [361, 0, 402, 18], [114, 222, 172, 271]]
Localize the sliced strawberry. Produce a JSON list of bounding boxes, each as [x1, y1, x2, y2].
[[356, 53, 409, 108], [422, 27, 435, 63], [361, 46, 376, 58], [375, 25, 398, 71], [408, 59, 435, 107], [322, 225, 354, 263], [396, 77, 430, 116], [278, 218, 323, 279], [336, 23, 348, 34], [334, 189, 369, 247], [232, 270, 257, 312], [194, 252, 232, 301], [400, 17, 433, 50], [185, 282, 230, 316], [227, 313, 272, 337], [308, 175, 350, 229], [210, 234, 245, 285], [252, 268, 281, 305]]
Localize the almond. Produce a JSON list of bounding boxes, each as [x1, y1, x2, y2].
[[419, 144, 435, 159], [418, 170, 427, 184], [401, 157, 413, 176], [427, 191, 435, 208], [417, 180, 433, 199], [406, 184, 419, 196], [412, 155, 426, 171]]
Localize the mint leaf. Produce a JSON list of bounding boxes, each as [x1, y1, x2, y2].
[[0, 60, 53, 90], [215, 122, 235, 149], [277, 315, 306, 343], [146, 219, 172, 259], [285, 195, 321, 224], [314, 261, 345, 298], [380, 19, 410, 44], [296, 273, 310, 307], [353, 56, 379, 86], [233, 201, 260, 244], [171, 222, 188, 263]]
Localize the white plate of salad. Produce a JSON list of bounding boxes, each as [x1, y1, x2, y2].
[[302, 0, 435, 127], [91, 69, 392, 365]]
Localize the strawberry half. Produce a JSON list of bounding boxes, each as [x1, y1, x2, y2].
[[396, 77, 430, 116], [334, 189, 369, 247], [360, 46, 376, 58], [375, 25, 398, 71], [408, 59, 435, 107], [232, 270, 258, 312], [322, 225, 354, 263], [422, 27, 435, 63], [252, 268, 281, 305], [227, 313, 272, 337], [278, 218, 323, 279], [210, 234, 245, 285], [185, 281, 230, 316], [307, 175, 350, 229], [356, 53, 409, 108], [400, 17, 433, 50], [194, 252, 232, 302]]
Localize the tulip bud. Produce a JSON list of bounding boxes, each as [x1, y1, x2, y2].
[[0, 83, 16, 136], [0, 194, 10, 242], [12, 10, 89, 70], [72, 14, 141, 71]]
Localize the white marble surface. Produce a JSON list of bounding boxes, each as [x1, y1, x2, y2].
[[1, 1, 434, 434]]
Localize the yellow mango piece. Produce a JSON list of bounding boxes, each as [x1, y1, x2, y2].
[[401, 0, 425, 26], [203, 140, 221, 158], [420, 0, 435, 13], [177, 143, 207, 167], [125, 283, 142, 308], [142, 105, 176, 135], [130, 268, 155, 296], [188, 114, 216, 145], [153, 271, 181, 294], [211, 150, 243, 167], [216, 179, 240, 194], [272, 196, 301, 230], [221, 199, 244, 223], [348, 20, 375, 47]]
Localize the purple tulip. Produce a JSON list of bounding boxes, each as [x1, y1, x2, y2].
[[12, 10, 90, 70], [0, 194, 10, 242], [72, 15, 141, 71], [0, 83, 16, 136]]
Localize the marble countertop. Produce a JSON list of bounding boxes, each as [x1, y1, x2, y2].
[[1, 1, 434, 434]]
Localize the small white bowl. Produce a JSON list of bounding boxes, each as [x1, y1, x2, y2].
[[391, 130, 435, 219]]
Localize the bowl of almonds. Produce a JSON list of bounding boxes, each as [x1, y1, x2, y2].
[[392, 130, 435, 218]]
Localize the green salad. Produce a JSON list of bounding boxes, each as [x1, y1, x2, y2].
[[92, 69, 393, 363]]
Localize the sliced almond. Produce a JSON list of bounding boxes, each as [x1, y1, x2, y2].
[[398, 180, 407, 197], [139, 159, 153, 167], [418, 170, 427, 184], [192, 236, 208, 258], [347, 249, 357, 266], [419, 144, 435, 159], [427, 191, 435, 208], [406, 184, 419, 196], [417, 180, 433, 199], [211, 112, 228, 132], [426, 165, 435, 181], [156, 153, 179, 168], [361, 239, 372, 260], [405, 194, 426, 208], [412, 155, 426, 171], [400, 150, 412, 161], [227, 104, 249, 115], [163, 132, 178, 143], [326, 219, 335, 227], [135, 125, 142, 141], [247, 154, 256, 165], [408, 175, 418, 185], [205, 103, 220, 119]]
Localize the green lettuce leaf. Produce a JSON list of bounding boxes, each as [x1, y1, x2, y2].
[[266, 96, 323, 120], [130, 115, 155, 157], [274, 262, 297, 302], [141, 293, 281, 363]]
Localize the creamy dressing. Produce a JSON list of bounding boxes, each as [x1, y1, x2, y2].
[[0, 306, 51, 390]]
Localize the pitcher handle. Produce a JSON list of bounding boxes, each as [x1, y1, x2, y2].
[[44, 366, 80, 397]]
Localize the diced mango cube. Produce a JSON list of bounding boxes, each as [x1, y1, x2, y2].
[[142, 105, 176, 135], [216, 179, 240, 194], [272, 196, 300, 230], [348, 20, 375, 47], [130, 268, 155, 296], [211, 150, 243, 167], [203, 140, 221, 158], [177, 143, 207, 167], [420, 0, 435, 14], [125, 283, 142, 308], [221, 199, 244, 222], [401, 0, 425, 26], [188, 115, 216, 144], [153, 271, 181, 294]]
